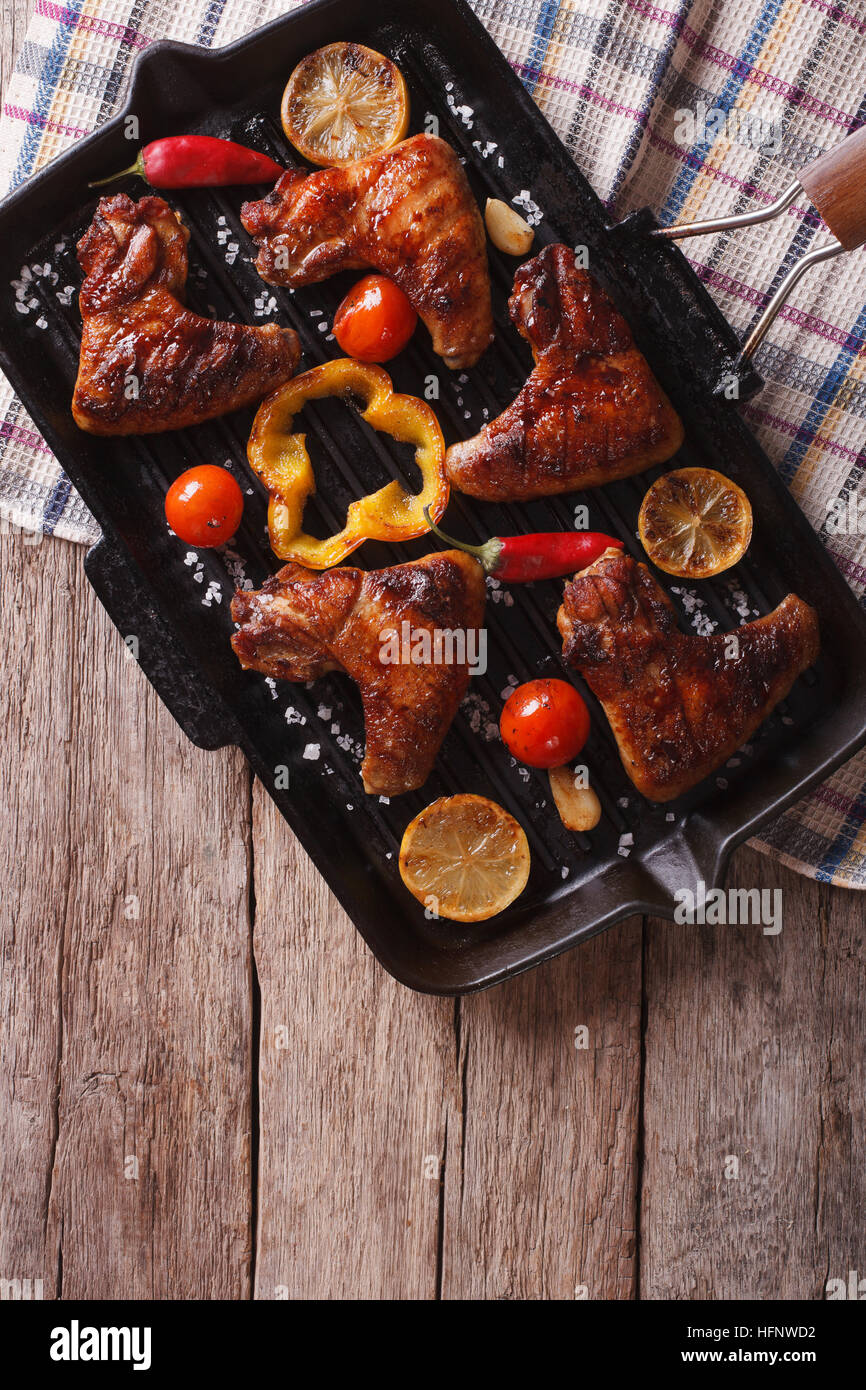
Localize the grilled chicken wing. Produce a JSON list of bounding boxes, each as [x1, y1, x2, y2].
[[231, 550, 486, 796], [446, 243, 684, 500], [241, 134, 493, 370], [557, 548, 819, 802], [72, 194, 300, 434]]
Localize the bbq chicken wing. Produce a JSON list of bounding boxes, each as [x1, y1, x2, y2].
[[446, 243, 684, 500], [241, 134, 493, 370], [231, 550, 486, 797], [557, 548, 819, 802], [72, 194, 300, 434]]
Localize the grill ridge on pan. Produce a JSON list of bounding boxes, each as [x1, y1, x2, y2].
[[1, 0, 864, 992]]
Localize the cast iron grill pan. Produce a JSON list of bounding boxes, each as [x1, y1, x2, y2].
[[1, 0, 865, 992]]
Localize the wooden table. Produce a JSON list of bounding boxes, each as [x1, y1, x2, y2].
[[1, 3, 863, 1301]]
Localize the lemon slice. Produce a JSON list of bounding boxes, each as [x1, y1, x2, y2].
[[638, 467, 753, 579], [399, 794, 530, 923], [281, 42, 410, 167]]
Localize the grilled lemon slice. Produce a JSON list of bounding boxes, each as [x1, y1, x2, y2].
[[638, 467, 753, 578], [399, 794, 530, 923], [281, 42, 410, 168]]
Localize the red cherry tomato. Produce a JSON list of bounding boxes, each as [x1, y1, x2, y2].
[[500, 679, 590, 769], [165, 465, 244, 547], [333, 274, 417, 362]]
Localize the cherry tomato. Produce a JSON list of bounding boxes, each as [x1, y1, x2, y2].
[[500, 679, 590, 769], [333, 274, 417, 362], [165, 465, 244, 547]]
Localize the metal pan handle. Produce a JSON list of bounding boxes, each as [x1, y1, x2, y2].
[[650, 125, 866, 365]]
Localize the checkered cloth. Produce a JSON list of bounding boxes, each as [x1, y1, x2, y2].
[[2, 0, 865, 887]]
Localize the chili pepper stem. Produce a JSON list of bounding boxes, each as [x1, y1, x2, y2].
[[422, 505, 503, 573], [88, 151, 147, 188]]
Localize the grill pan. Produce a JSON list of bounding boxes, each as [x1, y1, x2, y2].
[[1, 0, 866, 994]]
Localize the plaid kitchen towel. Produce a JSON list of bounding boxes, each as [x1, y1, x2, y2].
[[2, 0, 866, 888]]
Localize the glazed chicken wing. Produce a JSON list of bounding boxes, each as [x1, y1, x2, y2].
[[231, 550, 486, 796], [72, 194, 300, 434], [241, 134, 493, 370], [557, 548, 819, 802], [446, 243, 684, 500]]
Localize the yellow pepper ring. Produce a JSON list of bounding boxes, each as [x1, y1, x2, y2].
[[247, 358, 449, 569]]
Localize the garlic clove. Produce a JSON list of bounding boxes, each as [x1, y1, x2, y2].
[[548, 765, 602, 832], [485, 197, 534, 256]]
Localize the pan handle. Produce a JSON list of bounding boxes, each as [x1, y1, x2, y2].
[[799, 124, 866, 252], [84, 533, 240, 751], [738, 125, 866, 362], [736, 237, 844, 363], [650, 126, 866, 370], [652, 124, 866, 251]]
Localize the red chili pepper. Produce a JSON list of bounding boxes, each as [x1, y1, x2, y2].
[[89, 136, 284, 190], [423, 507, 623, 582]]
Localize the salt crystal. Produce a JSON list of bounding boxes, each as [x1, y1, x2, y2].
[[512, 189, 543, 226], [446, 91, 474, 129]]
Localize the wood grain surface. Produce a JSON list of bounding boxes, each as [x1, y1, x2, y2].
[[642, 847, 866, 1299], [0, 0, 863, 1302]]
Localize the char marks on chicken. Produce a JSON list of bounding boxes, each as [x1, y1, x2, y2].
[[241, 134, 493, 370], [231, 550, 486, 797], [72, 194, 300, 435], [557, 548, 820, 802], [446, 243, 684, 500]]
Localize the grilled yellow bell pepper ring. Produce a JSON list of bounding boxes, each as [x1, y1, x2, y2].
[[247, 358, 449, 568]]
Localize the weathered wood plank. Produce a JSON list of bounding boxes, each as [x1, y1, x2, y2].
[[441, 920, 643, 1300], [4, 0, 865, 1309], [0, 0, 27, 94], [0, 534, 253, 1298], [0, 533, 76, 1302], [251, 780, 454, 1299], [640, 843, 866, 1299]]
